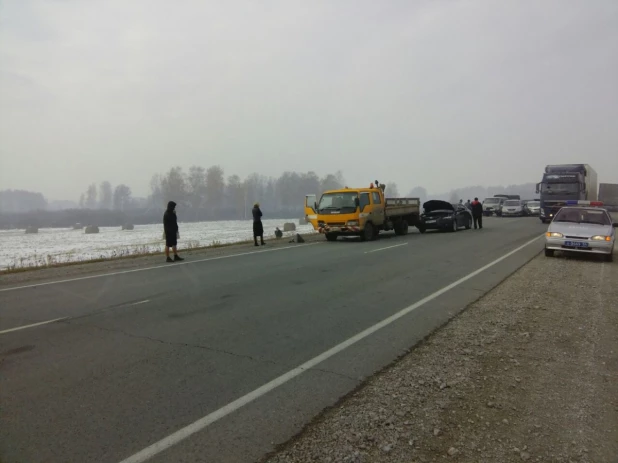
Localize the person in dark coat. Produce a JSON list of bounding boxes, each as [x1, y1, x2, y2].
[[252, 203, 265, 246], [163, 201, 184, 262], [471, 197, 483, 229]]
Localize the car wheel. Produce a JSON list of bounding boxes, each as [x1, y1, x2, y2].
[[605, 252, 613, 263], [465, 217, 471, 230], [451, 219, 458, 232], [540, 218, 547, 224], [418, 226, 426, 234], [325, 233, 337, 242], [545, 248, 554, 257]]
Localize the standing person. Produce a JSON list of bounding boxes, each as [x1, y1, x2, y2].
[[163, 201, 184, 262], [252, 202, 265, 246], [471, 197, 483, 229], [466, 199, 472, 210]]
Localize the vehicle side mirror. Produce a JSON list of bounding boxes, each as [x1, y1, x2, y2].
[[535, 183, 540, 194], [314, 202, 318, 211]]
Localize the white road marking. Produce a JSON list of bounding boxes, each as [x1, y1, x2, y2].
[[130, 300, 150, 306], [117, 234, 543, 463], [0, 317, 69, 335], [365, 243, 408, 254], [0, 242, 321, 293]]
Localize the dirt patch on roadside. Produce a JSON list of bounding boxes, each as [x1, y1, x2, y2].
[[266, 254, 618, 463]]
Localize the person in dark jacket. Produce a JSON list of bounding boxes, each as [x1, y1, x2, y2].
[[252, 203, 265, 246], [163, 201, 184, 262], [471, 197, 483, 229]]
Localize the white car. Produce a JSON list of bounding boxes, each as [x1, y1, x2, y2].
[[501, 200, 525, 217], [545, 202, 616, 262]]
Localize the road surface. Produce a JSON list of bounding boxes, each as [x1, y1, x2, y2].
[[0, 218, 546, 463]]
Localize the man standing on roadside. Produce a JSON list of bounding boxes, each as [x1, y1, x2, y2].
[[163, 201, 184, 262], [471, 197, 483, 229], [252, 202, 265, 246]]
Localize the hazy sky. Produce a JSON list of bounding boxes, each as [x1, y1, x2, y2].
[[1, 0, 617, 201]]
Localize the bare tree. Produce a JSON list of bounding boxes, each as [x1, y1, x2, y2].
[[205, 165, 225, 210], [99, 181, 113, 209], [85, 183, 97, 209], [113, 184, 132, 211], [160, 167, 188, 205], [187, 166, 207, 211], [385, 183, 399, 197]]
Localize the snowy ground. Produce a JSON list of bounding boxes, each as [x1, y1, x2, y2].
[[0, 219, 314, 269]]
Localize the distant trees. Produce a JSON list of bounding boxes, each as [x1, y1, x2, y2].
[[385, 183, 399, 197], [85, 183, 98, 209], [99, 181, 113, 209], [113, 184, 132, 211], [0, 189, 47, 213]]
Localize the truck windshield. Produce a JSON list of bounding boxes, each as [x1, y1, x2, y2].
[[541, 183, 580, 194], [317, 192, 358, 213]]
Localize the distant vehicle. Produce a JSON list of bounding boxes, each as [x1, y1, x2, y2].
[[501, 200, 525, 217], [524, 200, 541, 216], [482, 197, 504, 216], [418, 200, 472, 233], [544, 201, 616, 262], [599, 183, 618, 213], [305, 181, 420, 241], [536, 164, 598, 223], [494, 194, 521, 200]]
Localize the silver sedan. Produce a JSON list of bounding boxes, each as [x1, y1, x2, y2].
[[545, 206, 616, 262]]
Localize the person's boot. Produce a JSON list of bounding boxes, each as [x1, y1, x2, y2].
[[260, 238, 265, 246], [166, 256, 173, 263], [174, 254, 184, 261], [254, 239, 259, 247]]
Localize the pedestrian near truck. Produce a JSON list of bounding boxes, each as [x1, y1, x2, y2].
[[471, 197, 483, 229], [252, 203, 265, 246]]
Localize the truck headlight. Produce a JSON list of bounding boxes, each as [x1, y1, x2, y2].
[[591, 235, 611, 241], [346, 220, 359, 226], [546, 232, 563, 238]]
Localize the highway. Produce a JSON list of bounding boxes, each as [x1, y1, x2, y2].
[[0, 217, 546, 463]]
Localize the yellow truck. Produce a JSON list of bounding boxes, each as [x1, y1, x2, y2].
[[304, 182, 420, 241]]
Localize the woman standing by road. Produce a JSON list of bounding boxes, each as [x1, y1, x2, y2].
[[252, 203, 265, 246]]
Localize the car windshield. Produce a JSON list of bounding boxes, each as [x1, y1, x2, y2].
[[527, 201, 540, 207], [484, 198, 501, 204], [317, 192, 358, 213], [553, 208, 611, 225], [504, 200, 520, 206]]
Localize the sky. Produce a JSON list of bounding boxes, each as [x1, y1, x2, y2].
[[1, 0, 617, 201]]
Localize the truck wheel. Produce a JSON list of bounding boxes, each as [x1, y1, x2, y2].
[[465, 218, 471, 230], [545, 248, 554, 257], [325, 233, 337, 242], [361, 223, 375, 241], [400, 220, 408, 235]]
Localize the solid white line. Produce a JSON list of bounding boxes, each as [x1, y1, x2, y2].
[[131, 300, 150, 306], [0, 317, 69, 335], [0, 243, 321, 293], [117, 234, 543, 463], [365, 243, 408, 254]]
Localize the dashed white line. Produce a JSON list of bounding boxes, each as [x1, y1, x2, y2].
[[0, 242, 321, 293], [130, 300, 150, 306], [117, 234, 543, 463], [0, 317, 69, 335], [365, 242, 408, 254]]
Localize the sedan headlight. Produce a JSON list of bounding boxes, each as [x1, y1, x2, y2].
[[591, 235, 612, 241], [346, 220, 359, 226], [546, 232, 563, 238]]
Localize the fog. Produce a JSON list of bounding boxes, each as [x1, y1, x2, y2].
[[1, 0, 617, 202]]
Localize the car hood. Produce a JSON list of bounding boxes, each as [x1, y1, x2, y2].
[[549, 222, 613, 237], [423, 200, 454, 214]]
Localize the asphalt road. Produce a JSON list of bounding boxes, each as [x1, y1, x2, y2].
[[0, 217, 546, 463]]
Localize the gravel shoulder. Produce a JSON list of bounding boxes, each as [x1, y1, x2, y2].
[[265, 253, 618, 463], [0, 232, 322, 287]]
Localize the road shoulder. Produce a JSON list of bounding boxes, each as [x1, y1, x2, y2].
[[265, 253, 618, 463]]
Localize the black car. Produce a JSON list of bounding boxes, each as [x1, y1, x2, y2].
[[417, 200, 472, 233]]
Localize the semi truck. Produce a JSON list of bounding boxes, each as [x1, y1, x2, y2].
[[304, 181, 420, 241], [599, 183, 618, 213], [536, 164, 598, 223]]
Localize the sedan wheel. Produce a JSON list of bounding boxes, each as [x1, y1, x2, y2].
[[451, 219, 458, 232], [465, 217, 471, 230]]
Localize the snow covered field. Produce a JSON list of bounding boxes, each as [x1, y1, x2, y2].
[[0, 219, 314, 269]]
